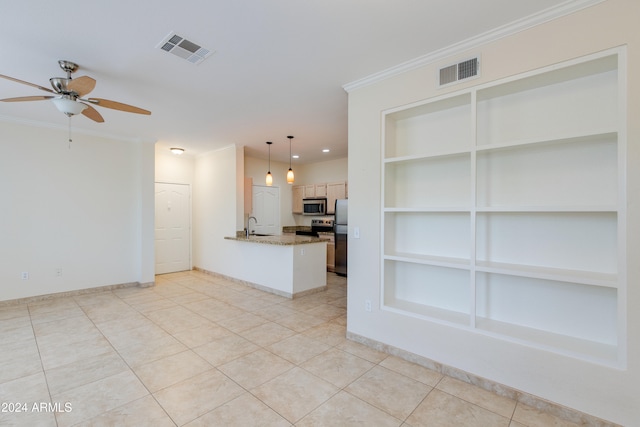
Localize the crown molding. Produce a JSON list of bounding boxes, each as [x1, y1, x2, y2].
[[342, 0, 605, 93]]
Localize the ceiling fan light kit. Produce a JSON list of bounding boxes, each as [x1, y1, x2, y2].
[[52, 96, 87, 116], [0, 59, 151, 123]]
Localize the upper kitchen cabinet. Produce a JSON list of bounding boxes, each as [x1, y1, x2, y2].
[[315, 183, 327, 197], [304, 184, 316, 198], [292, 181, 347, 215], [327, 181, 347, 214], [292, 185, 304, 214]]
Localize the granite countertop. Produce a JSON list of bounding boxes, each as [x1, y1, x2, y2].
[[225, 234, 325, 246]]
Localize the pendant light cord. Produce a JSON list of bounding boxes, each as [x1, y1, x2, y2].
[[265, 141, 273, 186], [286, 135, 294, 184]]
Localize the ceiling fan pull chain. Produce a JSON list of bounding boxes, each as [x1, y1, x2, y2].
[[68, 116, 72, 149]]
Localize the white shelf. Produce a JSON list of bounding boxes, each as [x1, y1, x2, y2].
[[384, 211, 470, 261], [384, 260, 470, 323], [476, 212, 617, 275], [384, 128, 619, 160], [475, 261, 617, 288], [384, 252, 470, 269], [385, 154, 470, 209], [385, 207, 471, 213], [475, 53, 617, 102], [475, 317, 618, 365], [385, 299, 470, 327], [381, 49, 624, 363], [475, 129, 617, 153], [476, 133, 617, 208], [476, 54, 618, 147], [474, 206, 617, 213], [475, 272, 618, 349], [385, 93, 471, 159], [384, 149, 471, 163]]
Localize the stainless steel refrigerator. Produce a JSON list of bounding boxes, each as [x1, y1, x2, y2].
[[334, 199, 348, 276]]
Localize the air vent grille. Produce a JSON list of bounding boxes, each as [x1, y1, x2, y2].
[[439, 57, 479, 86], [157, 32, 214, 65], [439, 64, 458, 86]]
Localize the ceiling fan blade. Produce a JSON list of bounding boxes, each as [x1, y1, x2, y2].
[[1, 95, 55, 102], [0, 74, 56, 94], [87, 98, 151, 115], [81, 103, 104, 123], [67, 76, 96, 97]]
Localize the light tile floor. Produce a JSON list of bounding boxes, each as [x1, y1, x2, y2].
[[0, 270, 586, 426]]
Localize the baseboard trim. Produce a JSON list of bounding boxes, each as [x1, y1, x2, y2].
[[193, 266, 327, 299], [346, 331, 619, 427], [0, 281, 153, 307]]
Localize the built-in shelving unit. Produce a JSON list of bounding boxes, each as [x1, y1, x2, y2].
[[381, 49, 625, 366]]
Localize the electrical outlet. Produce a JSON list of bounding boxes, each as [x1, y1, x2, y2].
[[21, 272, 29, 280], [365, 299, 372, 312], [55, 268, 63, 277], [300, 248, 305, 255], [354, 227, 360, 239]]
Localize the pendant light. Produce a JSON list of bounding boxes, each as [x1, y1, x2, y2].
[[286, 135, 295, 184], [265, 141, 273, 186]]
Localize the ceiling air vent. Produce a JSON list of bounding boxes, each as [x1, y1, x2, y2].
[[439, 57, 479, 86], [157, 32, 214, 65]]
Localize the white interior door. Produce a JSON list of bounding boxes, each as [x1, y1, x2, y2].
[[155, 183, 191, 274], [252, 185, 280, 235]]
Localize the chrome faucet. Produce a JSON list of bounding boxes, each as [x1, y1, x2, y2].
[[246, 216, 257, 238]]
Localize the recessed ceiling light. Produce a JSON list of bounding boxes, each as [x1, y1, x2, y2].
[[322, 149, 330, 153], [292, 155, 300, 159]]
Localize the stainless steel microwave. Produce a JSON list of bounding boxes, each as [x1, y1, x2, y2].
[[302, 198, 327, 215]]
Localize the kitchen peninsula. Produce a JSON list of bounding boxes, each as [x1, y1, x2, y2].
[[223, 234, 327, 298]]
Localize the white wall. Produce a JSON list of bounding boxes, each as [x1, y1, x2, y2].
[[0, 120, 155, 301], [192, 145, 244, 276], [295, 157, 348, 185], [155, 146, 195, 185], [346, 0, 639, 425]]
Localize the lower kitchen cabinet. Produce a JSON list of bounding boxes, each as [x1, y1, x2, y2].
[[319, 234, 335, 272]]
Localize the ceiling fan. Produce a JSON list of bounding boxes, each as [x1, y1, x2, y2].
[[0, 60, 151, 122]]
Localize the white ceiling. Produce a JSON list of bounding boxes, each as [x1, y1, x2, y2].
[[0, 0, 571, 163]]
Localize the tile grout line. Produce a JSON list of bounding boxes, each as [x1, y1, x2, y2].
[[13, 272, 421, 426], [49, 287, 185, 425], [147, 274, 292, 425], [25, 303, 59, 427], [168, 271, 352, 425]]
